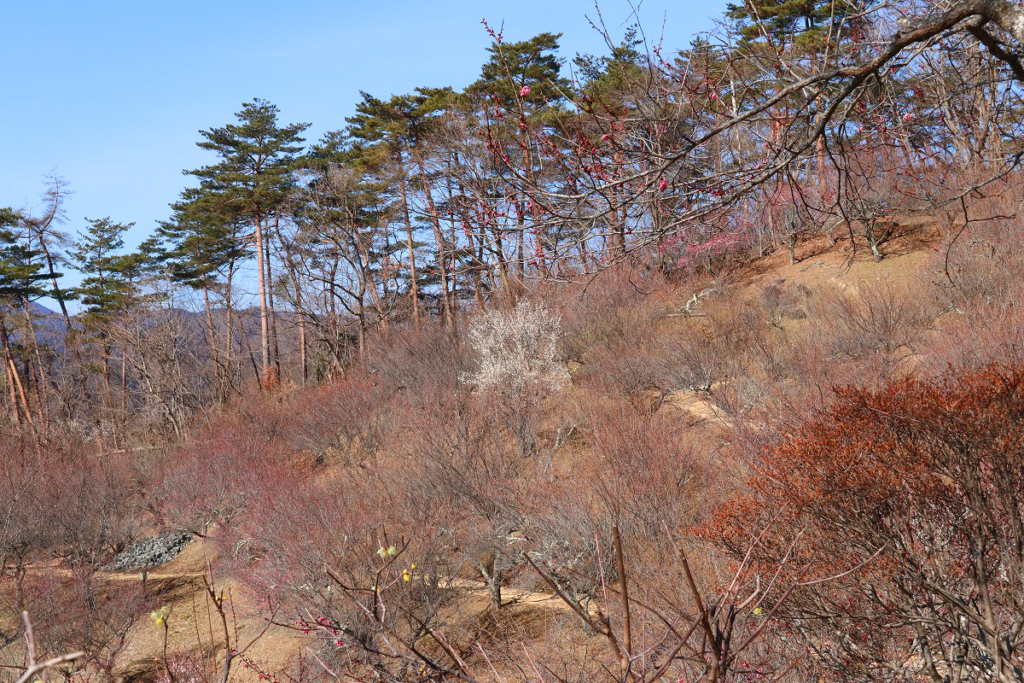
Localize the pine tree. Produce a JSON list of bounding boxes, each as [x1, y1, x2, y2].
[[573, 27, 645, 99], [342, 88, 464, 327], [726, 0, 867, 50], [0, 208, 56, 431], [344, 89, 464, 325], [727, 1, 874, 188], [297, 135, 400, 361], [20, 174, 75, 328], [188, 98, 309, 381], [468, 32, 570, 107], [71, 217, 134, 406], [72, 218, 132, 324], [159, 188, 249, 395], [572, 29, 649, 257], [0, 209, 51, 304], [159, 190, 245, 291], [469, 33, 570, 274]]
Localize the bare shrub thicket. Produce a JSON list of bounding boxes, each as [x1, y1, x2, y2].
[[557, 265, 667, 362], [149, 413, 296, 535], [582, 399, 714, 539], [9, 572, 148, 678], [0, 441, 42, 603], [809, 279, 937, 380], [283, 372, 392, 463], [0, 439, 150, 679]]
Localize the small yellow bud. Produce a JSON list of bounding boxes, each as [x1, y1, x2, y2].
[[753, 607, 763, 616], [410, 563, 417, 570], [150, 605, 171, 627]]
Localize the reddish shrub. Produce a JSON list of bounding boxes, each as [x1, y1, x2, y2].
[[2, 570, 150, 675], [713, 363, 1024, 681], [149, 414, 297, 534], [283, 372, 392, 463]]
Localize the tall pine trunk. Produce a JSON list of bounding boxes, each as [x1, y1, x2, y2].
[[225, 260, 236, 395], [399, 177, 421, 331], [0, 316, 41, 453], [21, 303, 50, 434], [1, 317, 21, 426], [268, 215, 282, 377], [252, 211, 271, 380], [201, 275, 224, 401], [120, 342, 128, 430], [414, 153, 454, 326]]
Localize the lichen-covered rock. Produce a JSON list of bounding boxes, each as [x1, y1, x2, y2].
[[106, 531, 194, 571]]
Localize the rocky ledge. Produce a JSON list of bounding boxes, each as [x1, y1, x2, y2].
[[106, 531, 194, 571]]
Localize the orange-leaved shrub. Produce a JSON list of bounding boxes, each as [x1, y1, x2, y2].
[[712, 363, 1024, 682]]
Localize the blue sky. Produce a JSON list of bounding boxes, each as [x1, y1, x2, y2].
[[2, 0, 727, 300]]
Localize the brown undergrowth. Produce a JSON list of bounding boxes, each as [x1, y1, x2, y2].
[[7, 211, 1024, 682]]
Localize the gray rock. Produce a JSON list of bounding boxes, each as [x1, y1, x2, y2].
[[105, 531, 194, 572]]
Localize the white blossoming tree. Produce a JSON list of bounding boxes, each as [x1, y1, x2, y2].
[[465, 301, 568, 395]]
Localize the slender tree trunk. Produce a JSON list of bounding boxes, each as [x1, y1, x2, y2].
[[327, 259, 341, 371], [0, 317, 41, 453], [225, 261, 236, 394], [466, 226, 485, 308], [277, 221, 310, 386], [491, 227, 510, 299], [399, 177, 421, 331], [356, 306, 366, 368], [38, 238, 92, 407], [38, 240, 72, 328], [268, 215, 282, 377], [516, 197, 527, 279], [252, 211, 271, 378], [445, 154, 459, 307], [201, 276, 224, 401], [240, 309, 263, 389], [298, 316, 307, 386], [1, 319, 21, 426], [21, 303, 50, 433], [518, 120, 537, 277], [352, 232, 390, 336], [611, 152, 626, 259], [120, 342, 128, 429], [101, 334, 113, 410], [285, 262, 309, 386], [414, 153, 454, 326]]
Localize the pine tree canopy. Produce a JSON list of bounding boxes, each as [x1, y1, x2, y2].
[[468, 32, 570, 107], [0, 209, 51, 303], [726, 0, 868, 49]]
